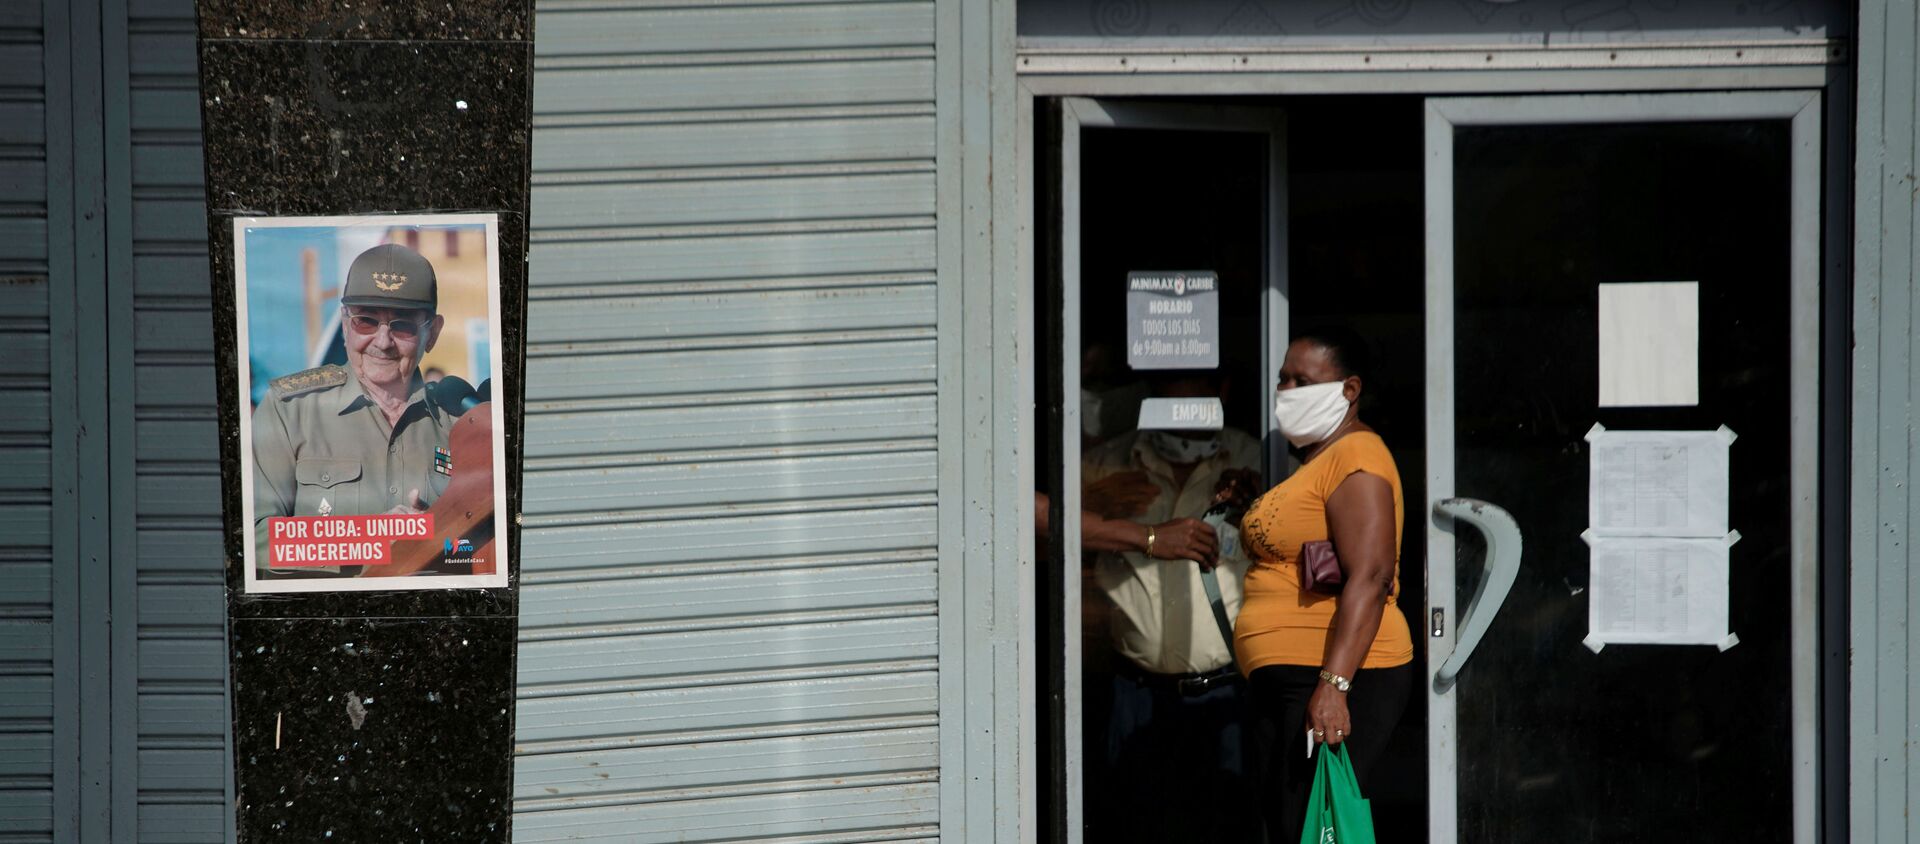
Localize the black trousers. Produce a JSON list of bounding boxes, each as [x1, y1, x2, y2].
[[1089, 669, 1262, 843], [1249, 662, 1413, 842]]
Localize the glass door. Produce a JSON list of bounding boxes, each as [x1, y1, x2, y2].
[[1043, 98, 1285, 843], [1421, 92, 1823, 843]]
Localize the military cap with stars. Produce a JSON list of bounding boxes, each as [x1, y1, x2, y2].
[[339, 242, 438, 313]]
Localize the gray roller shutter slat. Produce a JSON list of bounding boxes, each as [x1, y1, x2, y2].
[[133, 364, 213, 409], [132, 421, 217, 463], [0, 332, 50, 374], [0, 505, 51, 549], [0, 672, 52, 721], [0, 220, 50, 265], [0, 44, 42, 88], [515, 672, 936, 746], [527, 338, 936, 401], [135, 805, 225, 844], [136, 584, 223, 630], [533, 59, 933, 116], [138, 693, 225, 737], [135, 748, 226, 792], [0, 104, 46, 146], [0, 793, 54, 841], [0, 278, 48, 318], [525, 506, 936, 574], [535, 2, 932, 56], [525, 451, 935, 515], [511, 783, 937, 843], [131, 145, 206, 189], [136, 637, 224, 685], [0, 733, 54, 777], [532, 172, 934, 230], [531, 116, 934, 173], [135, 529, 220, 574], [130, 90, 199, 133], [0, 160, 46, 203], [514, 727, 938, 802], [529, 228, 934, 287], [527, 395, 935, 458], [521, 562, 936, 630], [0, 391, 51, 432], [519, 616, 936, 688], [128, 32, 195, 77], [0, 562, 51, 609], [0, 447, 50, 490], [134, 308, 211, 353], [134, 255, 212, 298], [128, 0, 191, 19], [132, 198, 208, 244], [530, 285, 935, 347], [135, 473, 218, 522]]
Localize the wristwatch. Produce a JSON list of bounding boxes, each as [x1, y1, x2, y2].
[[1318, 669, 1352, 692]]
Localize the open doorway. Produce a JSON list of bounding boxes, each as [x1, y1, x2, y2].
[[1036, 87, 1823, 843], [1034, 95, 1429, 843]]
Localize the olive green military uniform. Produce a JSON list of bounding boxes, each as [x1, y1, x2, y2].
[[251, 364, 454, 575]]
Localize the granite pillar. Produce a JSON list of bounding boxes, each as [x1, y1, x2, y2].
[[193, 4, 531, 839]]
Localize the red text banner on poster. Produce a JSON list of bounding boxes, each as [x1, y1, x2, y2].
[[267, 515, 434, 567]]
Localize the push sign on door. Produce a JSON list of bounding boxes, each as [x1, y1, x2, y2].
[[1126, 270, 1219, 370]]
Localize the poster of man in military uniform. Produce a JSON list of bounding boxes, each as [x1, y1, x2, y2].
[[233, 215, 510, 592]]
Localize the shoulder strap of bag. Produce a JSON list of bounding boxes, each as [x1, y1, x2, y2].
[[1199, 567, 1236, 658]]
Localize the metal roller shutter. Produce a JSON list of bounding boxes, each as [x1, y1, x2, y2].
[[514, 1, 941, 840], [125, 0, 230, 839], [0, 2, 54, 839]]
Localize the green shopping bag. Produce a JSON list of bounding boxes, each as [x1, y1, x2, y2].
[[1299, 743, 1377, 844]]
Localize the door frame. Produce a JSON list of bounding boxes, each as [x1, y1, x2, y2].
[[1012, 51, 1850, 842], [1044, 97, 1286, 842], [1419, 90, 1824, 844]]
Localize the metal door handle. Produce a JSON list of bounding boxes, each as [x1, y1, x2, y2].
[[1432, 497, 1522, 691]]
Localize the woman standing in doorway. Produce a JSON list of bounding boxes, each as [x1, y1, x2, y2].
[[1230, 326, 1415, 839]]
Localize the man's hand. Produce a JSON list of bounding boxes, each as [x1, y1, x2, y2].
[[1084, 471, 1160, 519], [384, 488, 426, 515], [1147, 517, 1219, 569]]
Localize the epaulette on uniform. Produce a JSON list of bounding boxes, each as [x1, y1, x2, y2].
[[271, 365, 347, 400]]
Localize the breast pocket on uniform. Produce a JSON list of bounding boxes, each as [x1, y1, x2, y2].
[[294, 458, 362, 517]]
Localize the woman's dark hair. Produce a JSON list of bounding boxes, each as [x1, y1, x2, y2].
[[1292, 324, 1373, 383]]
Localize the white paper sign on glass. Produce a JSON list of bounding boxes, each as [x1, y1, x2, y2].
[[1125, 270, 1219, 370], [1597, 281, 1699, 407], [1580, 532, 1741, 652], [1584, 423, 1734, 539]]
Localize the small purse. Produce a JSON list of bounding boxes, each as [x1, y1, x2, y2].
[[1299, 539, 1344, 595]]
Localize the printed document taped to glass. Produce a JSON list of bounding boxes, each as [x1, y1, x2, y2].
[[1582, 423, 1739, 651], [1581, 532, 1739, 651], [1585, 424, 1734, 539]]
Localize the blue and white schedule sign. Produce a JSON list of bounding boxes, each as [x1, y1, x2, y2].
[[1125, 270, 1219, 370]]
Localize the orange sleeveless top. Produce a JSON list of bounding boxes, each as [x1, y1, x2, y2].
[[1234, 431, 1415, 672]]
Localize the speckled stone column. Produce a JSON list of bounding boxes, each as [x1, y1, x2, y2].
[[192, 4, 531, 839]]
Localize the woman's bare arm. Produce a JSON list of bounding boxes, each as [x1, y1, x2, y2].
[[1306, 470, 1397, 743]]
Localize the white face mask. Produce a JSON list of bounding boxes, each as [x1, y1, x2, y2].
[[1144, 430, 1223, 464], [1273, 381, 1351, 448]]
